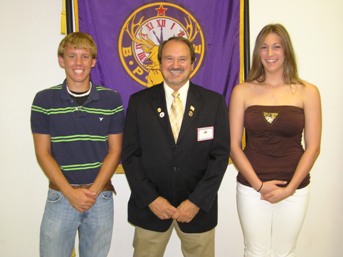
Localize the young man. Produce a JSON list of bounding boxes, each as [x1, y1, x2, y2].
[[31, 32, 124, 257], [122, 37, 230, 257]]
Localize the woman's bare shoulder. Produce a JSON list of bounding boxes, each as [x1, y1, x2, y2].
[[298, 81, 321, 98], [303, 81, 319, 91], [233, 81, 258, 92], [296, 81, 321, 108]]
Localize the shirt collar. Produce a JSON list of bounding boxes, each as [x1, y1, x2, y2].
[[164, 81, 189, 111], [61, 79, 100, 102], [164, 80, 189, 97]]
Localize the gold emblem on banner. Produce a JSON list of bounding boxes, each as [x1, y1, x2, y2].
[[118, 3, 205, 87]]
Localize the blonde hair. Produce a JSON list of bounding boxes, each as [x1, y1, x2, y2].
[[57, 32, 97, 58]]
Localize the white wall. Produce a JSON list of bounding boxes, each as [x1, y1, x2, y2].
[[0, 0, 342, 256]]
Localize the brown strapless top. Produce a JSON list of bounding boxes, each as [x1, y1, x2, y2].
[[237, 105, 309, 189]]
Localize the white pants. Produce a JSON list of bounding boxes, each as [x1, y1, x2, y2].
[[236, 182, 310, 257]]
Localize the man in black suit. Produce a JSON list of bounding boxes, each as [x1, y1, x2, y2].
[[122, 36, 230, 257]]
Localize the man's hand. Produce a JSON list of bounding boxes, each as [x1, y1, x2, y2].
[[65, 188, 97, 212], [148, 196, 177, 220], [172, 200, 199, 223]]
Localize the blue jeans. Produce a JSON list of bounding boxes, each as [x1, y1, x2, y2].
[[40, 189, 114, 257]]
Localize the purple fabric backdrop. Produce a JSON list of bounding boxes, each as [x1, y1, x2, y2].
[[78, 0, 242, 108]]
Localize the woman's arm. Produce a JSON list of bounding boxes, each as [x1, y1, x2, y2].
[[262, 83, 322, 203], [229, 84, 263, 191]]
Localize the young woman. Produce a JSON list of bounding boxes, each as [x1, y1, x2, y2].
[[229, 24, 322, 256]]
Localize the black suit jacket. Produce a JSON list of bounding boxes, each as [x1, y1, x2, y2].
[[122, 82, 230, 233]]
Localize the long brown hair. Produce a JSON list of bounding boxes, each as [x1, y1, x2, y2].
[[247, 24, 303, 85]]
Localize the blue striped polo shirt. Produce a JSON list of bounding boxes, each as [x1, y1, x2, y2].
[[31, 80, 125, 184]]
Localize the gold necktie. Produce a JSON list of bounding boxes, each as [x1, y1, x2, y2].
[[170, 91, 183, 142]]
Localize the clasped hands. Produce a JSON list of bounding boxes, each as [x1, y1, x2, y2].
[[66, 187, 97, 212], [149, 197, 200, 223], [259, 180, 295, 204]]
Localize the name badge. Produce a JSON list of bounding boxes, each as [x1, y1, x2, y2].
[[197, 126, 214, 141]]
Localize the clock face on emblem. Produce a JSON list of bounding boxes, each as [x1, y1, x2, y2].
[[118, 3, 205, 87]]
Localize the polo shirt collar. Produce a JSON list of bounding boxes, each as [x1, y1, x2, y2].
[[60, 79, 100, 101]]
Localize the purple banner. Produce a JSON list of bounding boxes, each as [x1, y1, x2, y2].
[[78, 0, 242, 108]]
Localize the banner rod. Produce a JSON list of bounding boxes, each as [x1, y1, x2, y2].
[[244, 0, 250, 80], [66, 0, 74, 34]]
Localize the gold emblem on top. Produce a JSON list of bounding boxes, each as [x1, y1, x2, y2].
[[263, 112, 278, 124]]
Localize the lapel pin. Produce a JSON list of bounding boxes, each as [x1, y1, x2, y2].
[[188, 111, 193, 117], [159, 112, 165, 118], [157, 108, 162, 113], [190, 105, 195, 111]]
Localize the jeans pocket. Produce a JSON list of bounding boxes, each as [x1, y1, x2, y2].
[[47, 189, 63, 203], [100, 191, 113, 200]]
